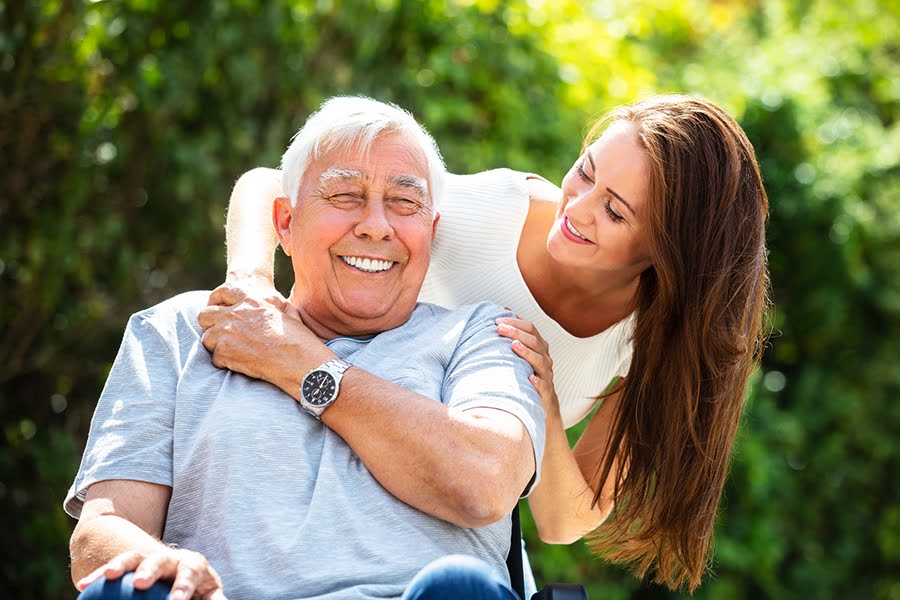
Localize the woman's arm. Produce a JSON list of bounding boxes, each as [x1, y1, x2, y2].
[[526, 390, 620, 543], [224, 167, 283, 286], [496, 315, 619, 543]]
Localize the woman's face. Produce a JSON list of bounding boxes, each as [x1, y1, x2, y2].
[[547, 120, 653, 279]]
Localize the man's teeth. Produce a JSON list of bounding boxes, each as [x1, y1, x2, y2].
[[341, 256, 395, 273], [566, 218, 588, 241]]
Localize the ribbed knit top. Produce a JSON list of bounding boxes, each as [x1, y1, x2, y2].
[[419, 169, 634, 428]]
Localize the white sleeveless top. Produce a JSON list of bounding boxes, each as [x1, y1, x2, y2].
[[420, 169, 634, 428]]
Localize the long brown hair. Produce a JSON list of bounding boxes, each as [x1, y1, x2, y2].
[[588, 95, 770, 591]]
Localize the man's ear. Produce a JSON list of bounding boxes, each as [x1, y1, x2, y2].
[[273, 196, 293, 257], [431, 211, 440, 238]]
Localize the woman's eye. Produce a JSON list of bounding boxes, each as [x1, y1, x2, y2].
[[576, 162, 593, 184], [605, 201, 625, 223]]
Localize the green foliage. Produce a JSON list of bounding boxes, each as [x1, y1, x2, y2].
[[2, 0, 897, 598]]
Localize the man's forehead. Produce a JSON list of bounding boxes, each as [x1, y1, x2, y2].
[[320, 133, 426, 171]]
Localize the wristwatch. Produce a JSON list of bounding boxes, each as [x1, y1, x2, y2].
[[298, 357, 352, 419]]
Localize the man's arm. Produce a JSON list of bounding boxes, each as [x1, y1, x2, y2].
[[199, 298, 542, 528], [224, 167, 283, 286], [70, 480, 171, 584], [324, 378, 535, 528], [71, 480, 224, 599]]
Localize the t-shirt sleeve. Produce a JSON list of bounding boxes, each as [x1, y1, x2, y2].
[[440, 303, 546, 496], [63, 310, 180, 519]]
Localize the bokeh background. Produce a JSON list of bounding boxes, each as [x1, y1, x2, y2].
[[2, 0, 898, 598]]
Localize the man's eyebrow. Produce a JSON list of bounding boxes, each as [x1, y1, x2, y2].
[[586, 151, 636, 216], [388, 174, 429, 197], [319, 167, 365, 184]]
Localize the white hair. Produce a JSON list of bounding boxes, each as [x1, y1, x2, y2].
[[280, 96, 446, 217]]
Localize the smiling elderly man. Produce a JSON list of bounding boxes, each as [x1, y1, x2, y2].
[[64, 97, 544, 600]]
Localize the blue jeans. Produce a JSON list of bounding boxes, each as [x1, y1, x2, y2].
[[78, 554, 519, 600], [77, 572, 171, 600], [402, 555, 521, 600]]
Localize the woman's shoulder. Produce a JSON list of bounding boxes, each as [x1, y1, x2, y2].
[[433, 169, 532, 247], [444, 168, 530, 207], [524, 172, 561, 205], [439, 169, 560, 229]]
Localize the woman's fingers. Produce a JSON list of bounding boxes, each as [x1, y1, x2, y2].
[[510, 338, 553, 379], [496, 318, 553, 379], [528, 372, 556, 404], [496, 317, 549, 349]]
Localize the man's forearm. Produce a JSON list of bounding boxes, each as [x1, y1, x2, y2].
[[70, 514, 170, 584], [323, 369, 535, 528], [214, 323, 538, 528], [197, 293, 540, 528], [70, 479, 172, 585]]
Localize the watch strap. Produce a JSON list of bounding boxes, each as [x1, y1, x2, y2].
[[322, 357, 352, 376]]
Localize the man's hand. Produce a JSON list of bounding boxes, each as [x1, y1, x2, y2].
[[76, 548, 226, 600], [198, 283, 334, 396], [208, 278, 285, 310]]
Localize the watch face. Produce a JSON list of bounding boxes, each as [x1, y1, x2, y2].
[[302, 370, 337, 406]]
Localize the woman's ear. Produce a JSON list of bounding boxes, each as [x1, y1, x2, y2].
[[273, 196, 293, 257]]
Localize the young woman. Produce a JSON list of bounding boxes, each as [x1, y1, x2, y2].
[[204, 95, 770, 592]]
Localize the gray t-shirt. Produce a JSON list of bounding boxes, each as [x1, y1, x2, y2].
[[64, 291, 545, 600]]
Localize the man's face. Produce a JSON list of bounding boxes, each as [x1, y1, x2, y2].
[[275, 132, 439, 338]]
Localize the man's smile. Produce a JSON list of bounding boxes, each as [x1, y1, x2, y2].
[[340, 255, 396, 273]]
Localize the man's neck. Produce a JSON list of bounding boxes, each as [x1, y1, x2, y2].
[[290, 297, 415, 341]]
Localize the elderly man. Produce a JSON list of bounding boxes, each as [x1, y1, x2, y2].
[[64, 97, 544, 600]]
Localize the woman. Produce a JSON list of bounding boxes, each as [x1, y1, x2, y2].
[[206, 94, 770, 592]]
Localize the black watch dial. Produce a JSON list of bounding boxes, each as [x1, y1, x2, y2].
[[302, 370, 337, 406]]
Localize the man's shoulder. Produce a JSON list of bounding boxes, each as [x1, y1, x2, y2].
[[412, 301, 513, 328], [129, 290, 210, 337]]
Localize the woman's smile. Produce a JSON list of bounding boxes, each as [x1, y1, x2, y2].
[[561, 215, 592, 244]]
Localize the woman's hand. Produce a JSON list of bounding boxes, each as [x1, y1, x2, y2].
[[198, 283, 333, 394], [495, 316, 560, 417], [76, 548, 226, 600]]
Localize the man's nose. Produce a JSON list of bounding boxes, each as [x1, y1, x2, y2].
[[354, 197, 395, 240]]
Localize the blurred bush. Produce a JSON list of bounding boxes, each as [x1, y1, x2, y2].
[[1, 0, 897, 598]]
